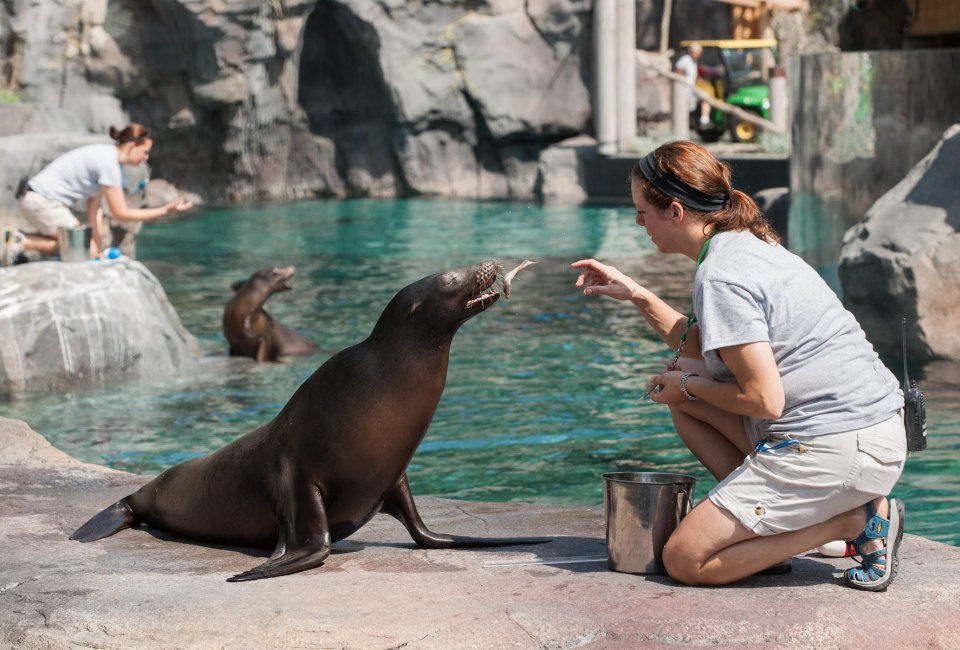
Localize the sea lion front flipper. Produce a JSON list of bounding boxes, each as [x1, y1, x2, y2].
[[380, 474, 550, 549], [227, 481, 332, 582], [227, 542, 332, 582], [254, 338, 275, 363]]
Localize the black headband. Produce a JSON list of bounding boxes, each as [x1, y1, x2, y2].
[[637, 151, 729, 212]]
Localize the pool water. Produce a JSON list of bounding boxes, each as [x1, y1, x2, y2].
[[3, 199, 958, 546]]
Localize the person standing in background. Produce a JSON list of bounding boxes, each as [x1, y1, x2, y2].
[[674, 44, 712, 127]]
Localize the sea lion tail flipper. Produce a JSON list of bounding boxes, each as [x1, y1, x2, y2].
[[381, 475, 551, 549], [228, 542, 332, 582], [70, 498, 137, 542]]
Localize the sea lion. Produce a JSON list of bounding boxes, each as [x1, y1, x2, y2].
[[71, 260, 547, 581], [222, 265, 319, 362]]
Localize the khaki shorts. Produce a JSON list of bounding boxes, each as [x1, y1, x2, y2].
[[19, 191, 79, 236], [708, 412, 907, 536]]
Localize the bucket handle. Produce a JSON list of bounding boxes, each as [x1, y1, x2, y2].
[[673, 482, 693, 520]]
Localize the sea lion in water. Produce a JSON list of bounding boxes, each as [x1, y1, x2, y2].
[[72, 260, 547, 581], [222, 265, 319, 361]]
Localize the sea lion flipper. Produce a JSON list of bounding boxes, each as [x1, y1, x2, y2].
[[255, 338, 274, 362], [70, 498, 137, 542], [381, 475, 551, 549], [228, 482, 333, 581], [227, 542, 332, 582]]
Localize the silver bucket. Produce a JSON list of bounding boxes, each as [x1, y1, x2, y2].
[[603, 471, 697, 575], [57, 225, 91, 263]]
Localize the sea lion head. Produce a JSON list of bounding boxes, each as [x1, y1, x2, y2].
[[373, 260, 502, 341], [231, 266, 296, 295]]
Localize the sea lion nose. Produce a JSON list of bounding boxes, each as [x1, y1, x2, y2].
[[477, 260, 498, 285]]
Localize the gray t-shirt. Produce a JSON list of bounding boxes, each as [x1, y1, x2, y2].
[[694, 229, 903, 436], [30, 144, 122, 206]]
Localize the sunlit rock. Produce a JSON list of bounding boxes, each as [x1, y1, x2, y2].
[[839, 124, 960, 363], [0, 259, 201, 396]]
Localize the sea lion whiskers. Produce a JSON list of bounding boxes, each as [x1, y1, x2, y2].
[[464, 261, 501, 309]]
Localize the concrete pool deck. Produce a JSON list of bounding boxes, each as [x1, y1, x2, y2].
[[2, 415, 959, 649]]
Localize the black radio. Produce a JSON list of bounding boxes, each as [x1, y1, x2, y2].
[[902, 318, 927, 452]]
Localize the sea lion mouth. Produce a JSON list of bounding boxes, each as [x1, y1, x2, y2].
[[275, 266, 296, 291], [464, 260, 502, 311]]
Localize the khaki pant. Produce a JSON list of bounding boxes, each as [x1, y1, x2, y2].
[[709, 412, 907, 535], [19, 191, 79, 237]]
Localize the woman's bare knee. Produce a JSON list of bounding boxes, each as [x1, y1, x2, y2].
[[662, 534, 703, 586]]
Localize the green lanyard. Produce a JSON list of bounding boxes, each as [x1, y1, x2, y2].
[[673, 232, 715, 363]]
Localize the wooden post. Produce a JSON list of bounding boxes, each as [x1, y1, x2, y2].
[[594, 0, 617, 155], [616, 0, 636, 152], [769, 66, 788, 133]]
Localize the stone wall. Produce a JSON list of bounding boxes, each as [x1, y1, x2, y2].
[[0, 0, 597, 204], [788, 48, 960, 288]]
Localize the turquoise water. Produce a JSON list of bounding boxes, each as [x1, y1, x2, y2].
[[3, 199, 958, 546]]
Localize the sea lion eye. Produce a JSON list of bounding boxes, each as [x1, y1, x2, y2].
[[438, 272, 458, 289]]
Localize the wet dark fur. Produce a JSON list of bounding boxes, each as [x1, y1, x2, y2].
[[72, 261, 547, 581], [222, 266, 318, 362]]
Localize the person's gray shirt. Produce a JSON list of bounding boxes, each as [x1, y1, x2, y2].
[[30, 144, 122, 206], [695, 229, 903, 436]]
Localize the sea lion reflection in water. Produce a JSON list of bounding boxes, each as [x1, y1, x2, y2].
[[71, 260, 548, 581]]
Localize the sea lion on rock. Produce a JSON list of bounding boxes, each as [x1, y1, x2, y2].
[[222, 265, 319, 361], [72, 260, 548, 581]]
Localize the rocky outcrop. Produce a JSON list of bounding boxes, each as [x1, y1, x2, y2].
[[0, 259, 201, 396], [1, 0, 593, 204], [839, 124, 960, 363]]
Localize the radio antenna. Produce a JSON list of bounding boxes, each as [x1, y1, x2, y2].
[[901, 317, 910, 389]]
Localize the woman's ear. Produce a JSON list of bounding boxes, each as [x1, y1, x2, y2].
[[670, 201, 685, 223]]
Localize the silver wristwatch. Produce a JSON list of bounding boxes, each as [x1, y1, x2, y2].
[[680, 372, 699, 401]]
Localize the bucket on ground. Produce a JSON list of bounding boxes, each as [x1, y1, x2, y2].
[[57, 225, 91, 263], [603, 471, 697, 575]]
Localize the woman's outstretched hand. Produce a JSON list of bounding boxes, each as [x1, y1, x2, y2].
[[165, 196, 194, 215], [571, 259, 640, 302]]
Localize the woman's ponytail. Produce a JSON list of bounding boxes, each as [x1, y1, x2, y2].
[[110, 123, 150, 145], [715, 189, 781, 244]]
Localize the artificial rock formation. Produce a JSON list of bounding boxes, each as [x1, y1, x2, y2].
[[0, 259, 201, 396], [1, 0, 592, 204], [839, 124, 960, 363]]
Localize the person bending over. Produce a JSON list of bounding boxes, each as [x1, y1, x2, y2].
[[4, 123, 193, 265], [572, 140, 906, 591]]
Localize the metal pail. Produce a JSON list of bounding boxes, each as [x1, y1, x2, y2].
[[56, 225, 91, 263], [603, 471, 697, 575]]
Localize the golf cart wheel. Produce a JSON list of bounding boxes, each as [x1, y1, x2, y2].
[[730, 110, 761, 143], [699, 128, 724, 143]]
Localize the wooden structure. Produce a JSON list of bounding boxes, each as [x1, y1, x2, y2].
[[908, 0, 960, 38], [715, 0, 807, 40]]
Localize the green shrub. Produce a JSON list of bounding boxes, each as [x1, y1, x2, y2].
[[0, 89, 21, 104]]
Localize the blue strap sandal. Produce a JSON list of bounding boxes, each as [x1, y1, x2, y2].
[[844, 498, 904, 592]]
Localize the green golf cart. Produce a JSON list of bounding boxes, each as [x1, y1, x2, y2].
[[680, 38, 779, 143]]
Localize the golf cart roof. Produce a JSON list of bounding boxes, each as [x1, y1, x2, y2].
[[679, 39, 778, 49]]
